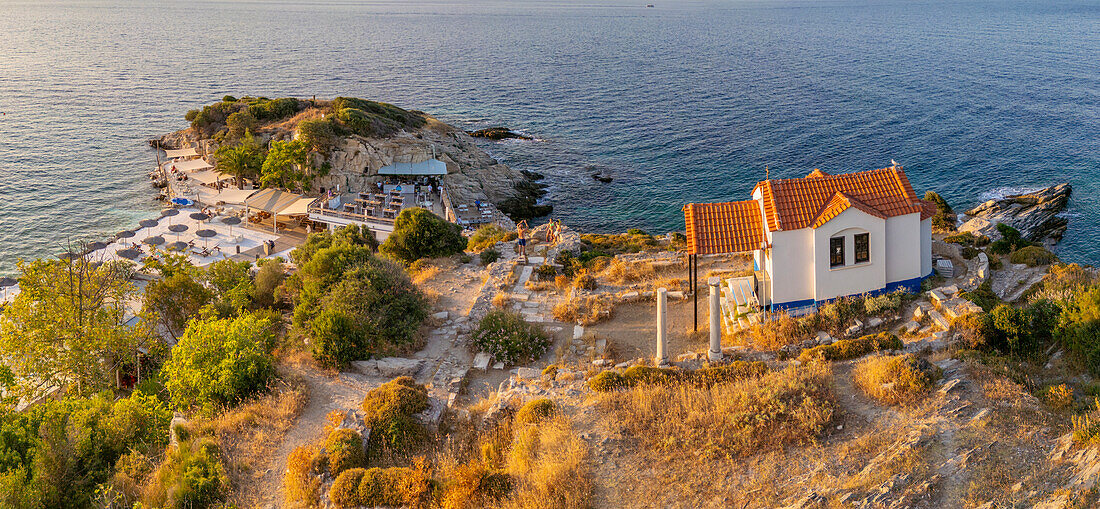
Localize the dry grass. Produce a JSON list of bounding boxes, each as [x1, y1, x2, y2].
[[492, 293, 510, 309], [412, 265, 442, 285], [524, 280, 556, 292], [196, 375, 308, 507], [852, 354, 942, 406], [594, 362, 837, 457], [501, 417, 592, 509], [744, 312, 810, 350], [552, 291, 614, 326], [601, 259, 657, 285]]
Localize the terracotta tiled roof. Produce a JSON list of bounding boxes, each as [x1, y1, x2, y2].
[[683, 200, 765, 255], [805, 168, 830, 178], [919, 199, 937, 220], [757, 166, 924, 231], [811, 192, 887, 229]]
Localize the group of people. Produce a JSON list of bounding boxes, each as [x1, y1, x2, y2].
[[515, 219, 565, 264]]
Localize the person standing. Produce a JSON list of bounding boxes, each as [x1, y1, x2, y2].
[[517, 220, 529, 264]]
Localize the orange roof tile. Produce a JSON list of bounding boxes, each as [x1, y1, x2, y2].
[[683, 200, 765, 255], [811, 192, 887, 228], [919, 199, 937, 220], [805, 168, 830, 178], [757, 166, 923, 231]]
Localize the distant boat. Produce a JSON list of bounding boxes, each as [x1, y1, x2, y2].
[[646, 4, 654, 7]]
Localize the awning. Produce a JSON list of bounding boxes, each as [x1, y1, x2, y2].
[[277, 197, 317, 216], [164, 147, 199, 159], [208, 188, 258, 205], [190, 169, 232, 185], [167, 159, 213, 173], [377, 158, 448, 176], [244, 188, 301, 214]]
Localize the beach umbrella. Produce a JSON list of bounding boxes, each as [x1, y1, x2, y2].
[[143, 236, 165, 248], [87, 241, 107, 251], [167, 241, 189, 251], [221, 216, 241, 236], [138, 218, 159, 237], [167, 224, 189, 240], [58, 252, 77, 261], [161, 208, 180, 225], [0, 277, 16, 302], [116, 230, 136, 240], [116, 249, 141, 260], [171, 197, 194, 207], [190, 212, 209, 223], [195, 229, 217, 249]]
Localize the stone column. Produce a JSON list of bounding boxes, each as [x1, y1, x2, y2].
[[708, 277, 722, 361], [656, 287, 668, 366]]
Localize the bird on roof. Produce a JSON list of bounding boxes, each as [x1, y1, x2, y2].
[[890, 159, 898, 167]]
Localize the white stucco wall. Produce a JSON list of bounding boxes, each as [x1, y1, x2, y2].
[[920, 217, 932, 276], [884, 213, 923, 284], [812, 207, 886, 302], [769, 228, 815, 305]]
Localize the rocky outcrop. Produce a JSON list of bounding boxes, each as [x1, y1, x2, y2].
[[153, 113, 536, 211], [467, 127, 532, 141], [958, 184, 1071, 243]]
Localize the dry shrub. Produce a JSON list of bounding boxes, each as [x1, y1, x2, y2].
[[514, 399, 557, 426], [329, 467, 366, 507], [1073, 399, 1100, 445], [554, 275, 570, 290], [361, 377, 430, 457], [492, 293, 510, 309], [1045, 384, 1075, 410], [356, 461, 432, 508], [572, 271, 597, 290], [284, 444, 325, 508], [524, 280, 555, 292], [852, 354, 942, 406], [503, 417, 592, 509], [412, 266, 441, 285], [552, 292, 613, 326], [746, 312, 809, 350], [325, 428, 366, 475], [601, 259, 656, 285], [200, 377, 308, 506], [439, 460, 515, 509], [587, 361, 767, 392], [595, 363, 837, 457]]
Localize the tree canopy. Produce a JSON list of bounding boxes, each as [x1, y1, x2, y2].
[[379, 208, 467, 264]]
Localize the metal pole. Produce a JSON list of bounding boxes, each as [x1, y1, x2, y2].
[[709, 277, 722, 361], [693, 254, 698, 332]]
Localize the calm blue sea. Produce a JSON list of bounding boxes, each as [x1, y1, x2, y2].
[[1, 0, 1098, 275]]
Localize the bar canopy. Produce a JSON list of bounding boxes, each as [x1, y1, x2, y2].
[[244, 188, 301, 214], [377, 158, 448, 176], [164, 147, 199, 159], [166, 159, 213, 173]]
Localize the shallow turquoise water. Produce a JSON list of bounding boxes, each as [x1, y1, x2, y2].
[[0, 0, 1097, 275]]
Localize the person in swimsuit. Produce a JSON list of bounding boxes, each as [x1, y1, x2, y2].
[[517, 220, 529, 263]]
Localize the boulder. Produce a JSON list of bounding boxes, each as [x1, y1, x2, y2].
[[375, 357, 425, 378], [959, 184, 1072, 242], [468, 127, 532, 141], [515, 367, 540, 380], [473, 352, 492, 370]]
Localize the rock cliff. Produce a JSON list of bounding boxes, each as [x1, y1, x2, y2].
[[958, 184, 1071, 243], [153, 109, 536, 211]]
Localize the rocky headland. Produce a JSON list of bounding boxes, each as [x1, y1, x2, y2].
[[958, 183, 1072, 243], [152, 97, 550, 219]]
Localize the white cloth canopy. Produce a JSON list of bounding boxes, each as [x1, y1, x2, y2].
[[244, 188, 301, 214], [277, 197, 317, 217], [167, 159, 213, 173], [204, 188, 258, 205], [190, 169, 232, 185], [377, 158, 448, 176], [164, 147, 199, 159]]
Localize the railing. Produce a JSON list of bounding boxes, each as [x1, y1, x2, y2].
[[439, 185, 458, 223], [307, 200, 396, 225]]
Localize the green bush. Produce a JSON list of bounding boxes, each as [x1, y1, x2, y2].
[[1010, 245, 1057, 267], [330, 467, 367, 508], [358, 466, 430, 508], [468, 224, 510, 252], [480, 248, 500, 265], [515, 399, 557, 426], [961, 246, 979, 259], [380, 208, 467, 263], [297, 117, 338, 152], [990, 223, 1032, 255], [247, 97, 301, 121], [472, 311, 552, 365], [293, 241, 427, 368], [163, 315, 276, 412], [587, 370, 628, 391], [534, 264, 557, 280], [325, 428, 365, 475], [360, 377, 430, 456], [863, 291, 906, 315], [924, 191, 955, 232], [252, 259, 285, 308], [959, 280, 999, 312], [588, 361, 768, 391], [797, 332, 902, 363], [145, 438, 229, 509], [944, 231, 989, 246]]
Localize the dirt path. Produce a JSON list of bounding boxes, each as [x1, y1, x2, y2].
[[259, 366, 383, 509]]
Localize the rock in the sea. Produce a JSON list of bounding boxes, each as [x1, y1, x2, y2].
[[958, 184, 1071, 243], [468, 127, 532, 141]]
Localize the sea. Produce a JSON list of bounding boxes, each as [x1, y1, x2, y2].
[[1, 0, 1098, 276]]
